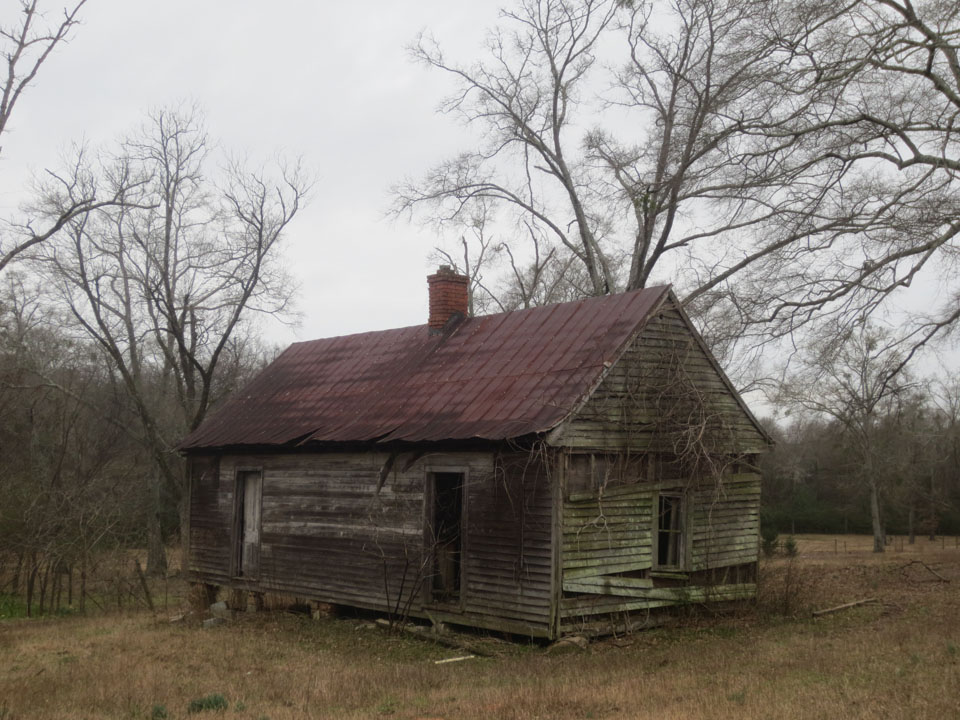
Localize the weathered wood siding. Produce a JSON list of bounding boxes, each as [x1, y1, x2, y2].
[[188, 456, 231, 583], [561, 455, 654, 584], [557, 454, 759, 634], [187, 448, 554, 637], [456, 451, 554, 635], [562, 483, 654, 586], [550, 302, 768, 454], [690, 473, 760, 571]]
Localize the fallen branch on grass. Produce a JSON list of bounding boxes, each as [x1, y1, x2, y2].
[[812, 598, 878, 617], [434, 655, 476, 664], [900, 560, 950, 583], [374, 618, 492, 657]]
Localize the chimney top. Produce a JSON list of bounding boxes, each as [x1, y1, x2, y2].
[[427, 266, 469, 333]]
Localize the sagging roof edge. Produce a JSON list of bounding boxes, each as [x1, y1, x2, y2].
[[179, 434, 548, 457]]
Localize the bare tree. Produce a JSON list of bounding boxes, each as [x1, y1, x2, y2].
[[399, 0, 960, 376], [395, 1, 837, 318], [36, 105, 309, 571], [0, 1, 132, 273], [0, 0, 86, 143], [704, 0, 960, 347], [777, 322, 918, 552], [398, 0, 621, 297]]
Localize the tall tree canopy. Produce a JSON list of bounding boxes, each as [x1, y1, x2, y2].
[[397, 0, 960, 364]]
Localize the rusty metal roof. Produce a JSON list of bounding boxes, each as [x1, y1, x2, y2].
[[180, 286, 670, 449]]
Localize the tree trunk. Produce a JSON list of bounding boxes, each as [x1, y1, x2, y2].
[[146, 468, 167, 576], [869, 477, 884, 553], [79, 555, 87, 613], [11, 552, 23, 594], [38, 561, 49, 614], [179, 490, 191, 578], [26, 558, 37, 618], [908, 505, 915, 545], [928, 470, 938, 541]]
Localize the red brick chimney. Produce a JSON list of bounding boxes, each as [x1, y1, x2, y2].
[[427, 265, 469, 332]]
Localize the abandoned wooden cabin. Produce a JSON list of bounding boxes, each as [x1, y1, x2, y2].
[[180, 267, 772, 639]]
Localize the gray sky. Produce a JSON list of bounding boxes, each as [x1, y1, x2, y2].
[[1, 0, 504, 343], [3, 1, 954, 393]]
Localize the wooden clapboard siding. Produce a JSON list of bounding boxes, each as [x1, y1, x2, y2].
[[546, 298, 767, 634], [188, 456, 232, 583], [187, 448, 555, 637], [222, 452, 413, 608], [558, 457, 761, 628], [458, 452, 554, 632], [559, 583, 756, 623], [560, 482, 654, 585], [690, 473, 761, 570], [549, 302, 768, 454]]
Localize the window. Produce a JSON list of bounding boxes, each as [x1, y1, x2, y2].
[[655, 492, 685, 569]]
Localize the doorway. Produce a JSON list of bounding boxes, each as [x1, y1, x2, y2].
[[429, 472, 464, 603], [233, 469, 262, 578]]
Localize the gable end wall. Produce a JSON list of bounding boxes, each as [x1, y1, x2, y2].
[[552, 302, 768, 454]]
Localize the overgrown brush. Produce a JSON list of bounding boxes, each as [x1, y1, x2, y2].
[[756, 557, 816, 617]]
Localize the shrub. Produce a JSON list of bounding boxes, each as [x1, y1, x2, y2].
[[187, 694, 228, 713], [756, 555, 815, 617], [784, 536, 798, 557]]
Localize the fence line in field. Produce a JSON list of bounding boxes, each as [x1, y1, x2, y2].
[[791, 534, 959, 555]]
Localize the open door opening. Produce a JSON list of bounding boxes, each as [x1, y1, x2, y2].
[[429, 472, 464, 603], [234, 470, 262, 578]]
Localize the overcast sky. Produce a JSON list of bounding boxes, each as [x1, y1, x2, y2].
[[2, 0, 508, 344], [4, 1, 955, 392]]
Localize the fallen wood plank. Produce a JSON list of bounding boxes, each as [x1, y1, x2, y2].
[[434, 655, 476, 665], [375, 618, 492, 656], [812, 598, 878, 617]]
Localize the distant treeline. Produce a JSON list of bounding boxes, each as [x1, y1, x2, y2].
[[759, 395, 960, 537]]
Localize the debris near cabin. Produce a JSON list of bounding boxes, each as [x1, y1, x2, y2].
[[812, 598, 879, 617]]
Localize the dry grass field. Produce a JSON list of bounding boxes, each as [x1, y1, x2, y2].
[[2, 534, 959, 720]]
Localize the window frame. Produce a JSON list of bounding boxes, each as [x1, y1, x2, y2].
[[652, 489, 689, 572]]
